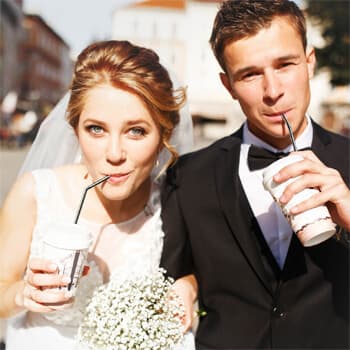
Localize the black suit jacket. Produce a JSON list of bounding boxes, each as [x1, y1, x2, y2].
[[160, 121, 350, 349]]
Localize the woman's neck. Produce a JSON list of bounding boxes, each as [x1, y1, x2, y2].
[[92, 177, 152, 224]]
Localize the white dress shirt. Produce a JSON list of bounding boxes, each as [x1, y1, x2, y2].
[[239, 116, 313, 268]]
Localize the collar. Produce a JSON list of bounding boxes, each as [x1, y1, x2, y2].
[[242, 115, 313, 152]]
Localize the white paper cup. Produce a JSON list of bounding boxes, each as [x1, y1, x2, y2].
[[41, 222, 93, 294], [262, 154, 336, 247]]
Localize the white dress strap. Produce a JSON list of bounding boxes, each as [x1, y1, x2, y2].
[[31, 168, 57, 222], [29, 169, 72, 258]]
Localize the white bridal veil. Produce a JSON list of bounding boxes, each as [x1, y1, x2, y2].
[[18, 68, 194, 176]]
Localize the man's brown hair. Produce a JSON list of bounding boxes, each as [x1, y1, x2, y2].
[[210, 0, 307, 72]]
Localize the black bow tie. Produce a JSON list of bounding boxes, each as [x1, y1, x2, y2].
[[248, 145, 312, 170], [248, 145, 289, 171]]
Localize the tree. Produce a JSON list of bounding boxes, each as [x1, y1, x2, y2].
[[305, 0, 349, 86]]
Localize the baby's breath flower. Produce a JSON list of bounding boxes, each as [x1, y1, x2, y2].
[[77, 268, 185, 350]]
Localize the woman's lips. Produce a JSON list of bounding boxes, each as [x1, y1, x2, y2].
[[106, 172, 131, 184]]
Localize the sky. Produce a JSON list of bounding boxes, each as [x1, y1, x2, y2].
[[23, 0, 141, 57], [23, 0, 305, 58]]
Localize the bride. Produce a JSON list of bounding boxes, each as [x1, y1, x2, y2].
[[0, 40, 196, 349]]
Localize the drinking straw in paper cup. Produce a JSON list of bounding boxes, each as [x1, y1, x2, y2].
[[263, 155, 336, 247], [42, 175, 110, 294], [68, 175, 110, 290], [42, 222, 93, 295]]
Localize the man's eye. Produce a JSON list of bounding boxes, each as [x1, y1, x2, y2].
[[279, 62, 294, 69], [242, 72, 259, 81], [129, 127, 146, 137], [87, 125, 104, 134]]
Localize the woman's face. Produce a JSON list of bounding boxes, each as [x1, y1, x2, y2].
[[77, 85, 161, 204]]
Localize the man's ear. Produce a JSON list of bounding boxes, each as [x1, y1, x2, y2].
[[220, 72, 237, 100], [306, 46, 316, 79]]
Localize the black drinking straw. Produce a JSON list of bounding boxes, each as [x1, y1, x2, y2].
[[68, 175, 110, 291], [281, 113, 297, 151], [73, 175, 111, 224]]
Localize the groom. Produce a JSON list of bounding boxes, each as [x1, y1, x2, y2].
[[160, 0, 350, 349]]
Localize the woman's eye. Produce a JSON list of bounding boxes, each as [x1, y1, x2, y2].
[[129, 127, 146, 137], [87, 125, 104, 135]]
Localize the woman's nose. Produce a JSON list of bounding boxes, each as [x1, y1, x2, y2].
[[106, 137, 126, 163], [263, 70, 284, 104]]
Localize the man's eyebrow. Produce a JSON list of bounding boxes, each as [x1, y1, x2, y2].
[[276, 54, 301, 61], [232, 54, 301, 78], [233, 65, 259, 78]]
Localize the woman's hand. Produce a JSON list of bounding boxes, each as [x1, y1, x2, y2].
[[274, 150, 350, 231], [15, 257, 73, 313], [172, 274, 198, 333]]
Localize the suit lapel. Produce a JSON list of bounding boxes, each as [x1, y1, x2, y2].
[[214, 131, 274, 295], [311, 119, 331, 157]]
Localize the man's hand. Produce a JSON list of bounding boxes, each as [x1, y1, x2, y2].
[[274, 150, 350, 231], [172, 274, 198, 332]]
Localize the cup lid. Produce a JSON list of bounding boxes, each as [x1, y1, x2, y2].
[[42, 222, 92, 250], [262, 154, 304, 182]]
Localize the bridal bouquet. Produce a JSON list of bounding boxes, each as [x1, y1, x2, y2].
[[77, 268, 185, 350]]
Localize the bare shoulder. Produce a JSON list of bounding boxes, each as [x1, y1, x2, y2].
[[0, 171, 37, 238], [2, 172, 36, 208], [0, 172, 38, 282]]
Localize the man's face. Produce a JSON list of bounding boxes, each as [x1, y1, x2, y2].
[[221, 17, 315, 149]]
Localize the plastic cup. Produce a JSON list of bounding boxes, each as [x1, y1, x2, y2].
[[41, 222, 93, 294], [262, 154, 336, 247]]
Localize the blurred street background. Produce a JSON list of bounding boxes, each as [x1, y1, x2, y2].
[[0, 0, 349, 347]]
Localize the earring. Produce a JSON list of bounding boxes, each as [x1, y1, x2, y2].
[[155, 159, 160, 168]]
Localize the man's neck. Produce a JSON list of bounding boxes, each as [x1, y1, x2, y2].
[[243, 116, 313, 152]]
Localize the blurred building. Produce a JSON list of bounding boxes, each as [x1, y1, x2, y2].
[[20, 14, 72, 112], [302, 6, 350, 136], [1, 4, 73, 147], [112, 0, 244, 148], [113, 0, 349, 148], [320, 86, 350, 136], [1, 2, 73, 116], [0, 0, 24, 100]]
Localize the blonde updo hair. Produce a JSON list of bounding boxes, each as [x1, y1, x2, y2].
[[66, 40, 186, 167]]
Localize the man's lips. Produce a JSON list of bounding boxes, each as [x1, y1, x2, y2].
[[265, 113, 284, 117], [264, 109, 291, 118], [262, 111, 292, 124]]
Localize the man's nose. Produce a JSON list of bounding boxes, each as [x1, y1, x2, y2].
[[263, 70, 284, 104]]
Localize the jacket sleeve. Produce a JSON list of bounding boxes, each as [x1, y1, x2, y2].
[[159, 166, 194, 279]]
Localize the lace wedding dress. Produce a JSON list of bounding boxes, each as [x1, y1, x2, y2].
[[5, 169, 195, 350]]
